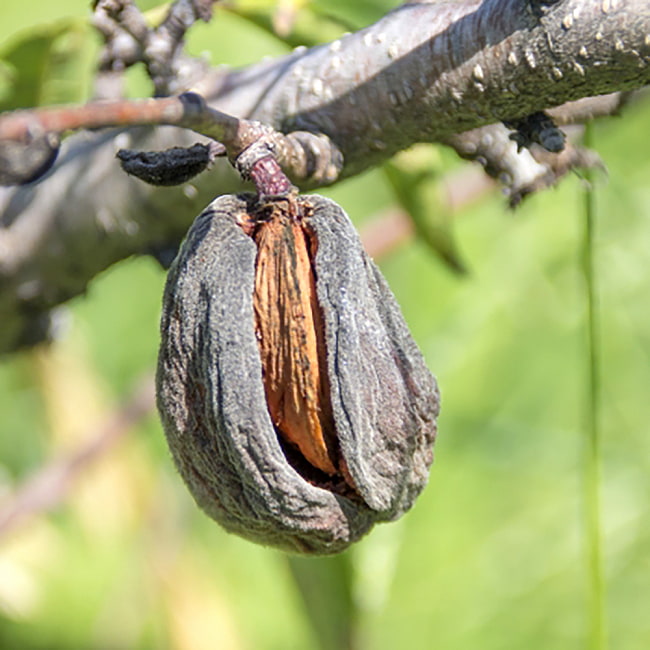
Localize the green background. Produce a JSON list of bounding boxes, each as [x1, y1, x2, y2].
[[1, 1, 649, 649]]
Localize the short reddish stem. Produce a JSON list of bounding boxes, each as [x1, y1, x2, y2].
[[248, 155, 294, 199]]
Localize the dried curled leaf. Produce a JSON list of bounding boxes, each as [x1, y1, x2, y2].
[[156, 193, 439, 554], [117, 142, 224, 186]]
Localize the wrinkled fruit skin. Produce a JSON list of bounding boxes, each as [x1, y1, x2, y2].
[[156, 193, 439, 554]]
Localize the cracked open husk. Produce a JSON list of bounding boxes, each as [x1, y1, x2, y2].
[[156, 193, 439, 554]]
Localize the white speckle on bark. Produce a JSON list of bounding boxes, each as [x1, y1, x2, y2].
[[324, 164, 339, 182], [615, 38, 625, 52], [363, 32, 373, 47], [579, 45, 589, 57], [562, 14, 573, 29], [331, 56, 342, 70], [601, 0, 611, 13], [311, 78, 324, 97], [388, 43, 400, 59], [646, 34, 650, 47], [97, 206, 116, 232], [573, 6, 583, 19], [573, 61, 586, 76], [507, 51, 518, 66], [525, 50, 537, 69], [460, 140, 477, 155], [552, 66, 563, 79], [330, 40, 342, 53], [630, 48, 642, 63], [472, 63, 485, 81], [451, 88, 464, 102], [376, 33, 386, 44], [595, 30, 604, 41], [293, 45, 307, 55]]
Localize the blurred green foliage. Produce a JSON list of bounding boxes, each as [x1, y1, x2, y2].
[[0, 20, 90, 111], [1, 2, 649, 650]]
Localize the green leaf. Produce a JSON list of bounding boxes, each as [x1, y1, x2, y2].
[[384, 145, 467, 274], [0, 19, 90, 111], [310, 0, 395, 30], [287, 552, 357, 650]]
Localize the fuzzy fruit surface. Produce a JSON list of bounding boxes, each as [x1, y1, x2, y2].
[[156, 193, 439, 554]]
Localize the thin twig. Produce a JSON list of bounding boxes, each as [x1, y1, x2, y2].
[[0, 93, 343, 187], [92, 0, 218, 96]]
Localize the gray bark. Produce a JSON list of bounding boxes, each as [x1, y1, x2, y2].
[[1, 0, 649, 352]]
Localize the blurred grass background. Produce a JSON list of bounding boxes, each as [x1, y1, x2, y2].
[[1, 1, 649, 649]]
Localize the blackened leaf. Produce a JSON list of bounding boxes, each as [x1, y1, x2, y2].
[[117, 143, 214, 186]]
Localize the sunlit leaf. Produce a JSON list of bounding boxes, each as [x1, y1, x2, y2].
[[310, 0, 395, 29], [221, 2, 349, 48], [288, 553, 356, 650], [0, 19, 90, 111]]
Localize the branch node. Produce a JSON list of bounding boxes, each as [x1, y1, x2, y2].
[[235, 136, 296, 200]]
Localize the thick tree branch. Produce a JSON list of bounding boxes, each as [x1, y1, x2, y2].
[[0, 0, 649, 353]]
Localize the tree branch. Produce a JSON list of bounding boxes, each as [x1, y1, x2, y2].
[[0, 92, 343, 188], [0, 0, 649, 353]]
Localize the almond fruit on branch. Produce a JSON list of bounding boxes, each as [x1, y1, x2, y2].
[[151, 120, 439, 553], [0, 88, 440, 552], [156, 191, 440, 554]]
